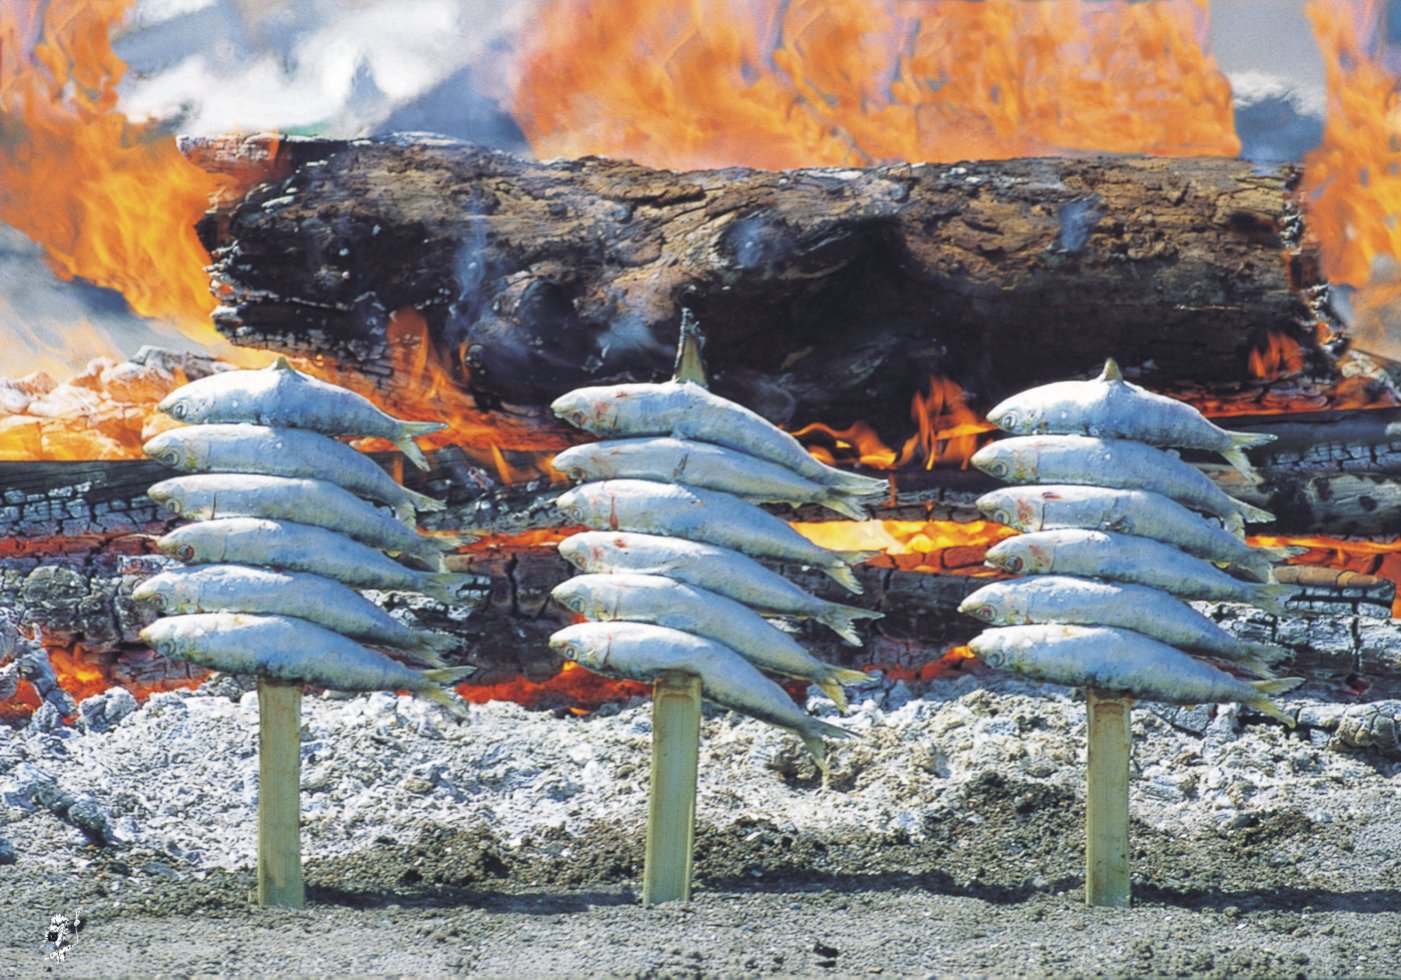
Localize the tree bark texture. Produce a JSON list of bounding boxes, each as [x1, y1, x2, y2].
[[192, 136, 1335, 440]]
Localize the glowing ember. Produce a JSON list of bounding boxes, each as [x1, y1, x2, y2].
[[792, 519, 1015, 574], [0, 0, 240, 333], [792, 375, 994, 471], [456, 660, 649, 712], [513, 0, 1238, 170], [1247, 330, 1306, 382]]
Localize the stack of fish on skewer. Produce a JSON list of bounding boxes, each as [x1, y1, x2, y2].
[[545, 349, 887, 771], [134, 356, 476, 712], [960, 358, 1306, 722]]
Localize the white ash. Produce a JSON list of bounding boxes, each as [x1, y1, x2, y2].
[[2, 673, 1398, 877]]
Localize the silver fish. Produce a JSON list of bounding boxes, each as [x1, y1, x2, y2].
[[143, 423, 443, 522], [551, 437, 877, 520], [969, 623, 1302, 724], [140, 613, 472, 713], [549, 620, 853, 772], [983, 529, 1289, 614], [555, 479, 875, 594], [986, 358, 1275, 479], [157, 356, 444, 471], [550, 573, 868, 710], [147, 474, 461, 571], [550, 380, 885, 494], [975, 484, 1301, 582], [132, 565, 456, 666], [958, 576, 1286, 676], [970, 434, 1272, 535], [557, 531, 882, 645], [157, 518, 477, 604]]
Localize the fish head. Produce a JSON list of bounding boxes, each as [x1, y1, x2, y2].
[[549, 579, 590, 616], [139, 620, 187, 660], [550, 389, 615, 434], [967, 631, 1007, 669], [145, 477, 191, 516], [556, 535, 593, 570], [157, 526, 221, 565], [957, 584, 1009, 625], [130, 575, 174, 612], [974, 488, 1023, 530], [548, 623, 609, 672], [983, 536, 1041, 575], [985, 393, 1042, 435], [157, 381, 217, 424], [142, 430, 201, 471], [554, 486, 584, 522], [550, 444, 606, 483], [969, 443, 1017, 482]]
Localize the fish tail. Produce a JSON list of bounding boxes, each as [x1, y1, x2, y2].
[[423, 665, 478, 685], [422, 572, 476, 604], [824, 556, 876, 595], [403, 488, 448, 515], [1222, 430, 1275, 482], [819, 492, 873, 521], [1240, 640, 1291, 668], [420, 685, 471, 720], [394, 421, 448, 472], [1229, 498, 1275, 532], [1249, 582, 1293, 617], [798, 718, 854, 775], [828, 472, 889, 496], [398, 645, 449, 668], [816, 604, 884, 646], [817, 667, 870, 713], [800, 734, 830, 775], [1231, 652, 1279, 679], [1248, 677, 1305, 727]]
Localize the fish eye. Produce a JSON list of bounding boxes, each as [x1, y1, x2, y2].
[[156, 641, 174, 657], [982, 651, 1005, 669], [1000, 411, 1017, 429], [570, 468, 588, 482], [177, 544, 196, 561], [970, 604, 995, 622], [1003, 555, 1023, 572], [164, 499, 182, 514], [158, 449, 180, 467], [985, 461, 1009, 479], [168, 401, 188, 420], [150, 593, 166, 610], [992, 508, 1013, 526]]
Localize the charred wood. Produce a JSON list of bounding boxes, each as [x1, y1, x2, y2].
[[193, 135, 1332, 435]]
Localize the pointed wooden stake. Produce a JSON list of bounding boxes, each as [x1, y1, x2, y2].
[[643, 670, 702, 905], [257, 678, 304, 909], [1085, 689, 1132, 908]]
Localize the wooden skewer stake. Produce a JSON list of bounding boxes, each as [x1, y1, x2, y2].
[[257, 678, 305, 909], [1084, 688, 1132, 908], [643, 670, 702, 905]]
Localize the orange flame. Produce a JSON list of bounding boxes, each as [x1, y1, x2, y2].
[[792, 374, 993, 471], [1247, 330, 1306, 382], [0, 0, 239, 334], [512, 0, 1238, 170], [1302, 1, 1401, 289]]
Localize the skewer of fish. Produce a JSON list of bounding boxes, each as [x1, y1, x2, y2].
[[551, 437, 880, 520], [143, 423, 444, 522], [984, 528, 1290, 614], [551, 381, 886, 496], [133, 565, 457, 666], [986, 357, 1276, 481], [556, 479, 876, 593], [551, 573, 868, 710], [975, 484, 1302, 582], [557, 531, 883, 646], [969, 624, 1302, 725], [158, 356, 445, 471], [969, 434, 1272, 536], [156, 518, 478, 604], [140, 613, 473, 714], [957, 576, 1285, 677], [148, 474, 467, 571], [550, 621, 853, 772]]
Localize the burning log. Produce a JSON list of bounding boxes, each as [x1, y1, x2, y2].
[[193, 136, 1334, 436]]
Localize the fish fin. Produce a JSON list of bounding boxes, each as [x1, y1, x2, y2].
[[1222, 448, 1264, 484], [269, 355, 296, 371], [422, 572, 476, 604], [801, 734, 830, 775], [1230, 653, 1278, 680], [1240, 640, 1291, 668], [1230, 499, 1275, 531], [1247, 677, 1305, 727], [420, 686, 471, 720], [671, 310, 708, 387], [396, 646, 449, 668], [393, 421, 447, 472], [799, 719, 856, 775], [819, 493, 872, 521], [423, 665, 477, 685], [827, 472, 890, 496], [824, 554, 878, 595], [815, 678, 850, 713], [817, 604, 884, 646], [1221, 430, 1276, 482], [1098, 357, 1123, 382]]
